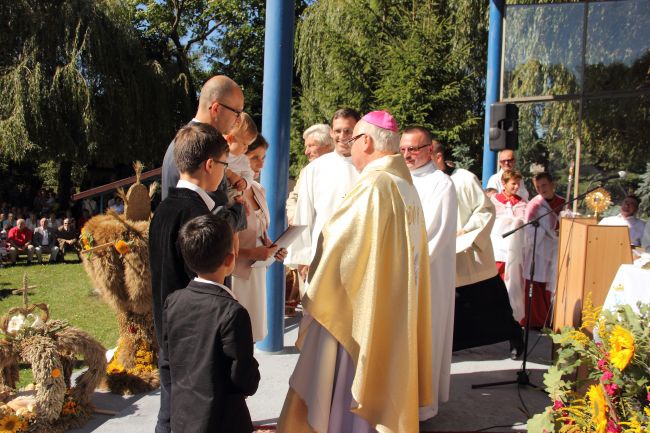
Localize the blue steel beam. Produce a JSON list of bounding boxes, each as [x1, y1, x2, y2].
[[482, 0, 505, 187], [258, 0, 295, 352]]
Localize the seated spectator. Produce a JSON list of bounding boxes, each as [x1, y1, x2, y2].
[[45, 191, 57, 213], [57, 218, 81, 261], [25, 212, 38, 231], [48, 212, 61, 231], [7, 219, 36, 264], [33, 217, 60, 264], [599, 195, 646, 247], [33, 189, 45, 213], [110, 197, 124, 214], [3, 213, 16, 230], [82, 198, 97, 216]]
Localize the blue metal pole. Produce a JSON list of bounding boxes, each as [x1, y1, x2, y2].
[[258, 0, 295, 352], [482, 0, 504, 187]]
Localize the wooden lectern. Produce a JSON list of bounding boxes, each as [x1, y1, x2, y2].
[[553, 218, 633, 331]]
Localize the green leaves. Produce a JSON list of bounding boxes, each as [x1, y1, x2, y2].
[[293, 0, 489, 173]]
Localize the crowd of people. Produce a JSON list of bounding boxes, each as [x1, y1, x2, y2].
[[145, 73, 523, 433], [0, 201, 89, 265], [145, 74, 650, 433], [8, 71, 646, 432]]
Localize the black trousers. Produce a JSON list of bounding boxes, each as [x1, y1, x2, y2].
[[453, 275, 522, 351], [155, 348, 171, 433]]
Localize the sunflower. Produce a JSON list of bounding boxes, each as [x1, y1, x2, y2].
[[608, 325, 635, 371], [114, 240, 129, 255], [587, 384, 608, 433], [0, 414, 27, 433]]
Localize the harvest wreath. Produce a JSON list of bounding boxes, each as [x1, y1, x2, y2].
[[0, 281, 105, 433]]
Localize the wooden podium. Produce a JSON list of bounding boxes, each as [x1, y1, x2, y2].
[[553, 218, 633, 331]]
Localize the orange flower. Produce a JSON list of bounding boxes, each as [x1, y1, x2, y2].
[[51, 368, 61, 378], [114, 240, 129, 255]]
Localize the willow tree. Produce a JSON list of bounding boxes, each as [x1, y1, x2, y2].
[[0, 0, 187, 204]]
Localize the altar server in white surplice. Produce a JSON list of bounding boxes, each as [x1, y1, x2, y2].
[[284, 109, 360, 275], [400, 126, 457, 421]]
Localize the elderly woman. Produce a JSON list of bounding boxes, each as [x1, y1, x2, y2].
[[232, 134, 286, 342]]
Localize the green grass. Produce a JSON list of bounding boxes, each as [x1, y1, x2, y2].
[[0, 254, 119, 387]]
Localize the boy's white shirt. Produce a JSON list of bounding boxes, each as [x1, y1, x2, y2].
[[176, 179, 215, 211], [226, 153, 255, 188], [193, 277, 238, 301]]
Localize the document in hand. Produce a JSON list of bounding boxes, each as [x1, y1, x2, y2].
[[251, 225, 307, 268]]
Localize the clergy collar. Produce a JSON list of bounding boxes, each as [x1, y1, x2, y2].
[[193, 277, 238, 301], [176, 179, 215, 210], [333, 150, 354, 164], [410, 161, 436, 177]]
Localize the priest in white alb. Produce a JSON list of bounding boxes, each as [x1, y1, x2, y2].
[[277, 111, 433, 433], [285, 109, 361, 278], [400, 126, 457, 420]]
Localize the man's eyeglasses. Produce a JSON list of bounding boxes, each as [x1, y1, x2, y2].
[[499, 158, 515, 164], [212, 158, 229, 169], [343, 133, 365, 147], [399, 143, 431, 154], [214, 101, 242, 118]]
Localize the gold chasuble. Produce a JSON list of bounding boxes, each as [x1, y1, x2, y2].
[[279, 154, 433, 433]]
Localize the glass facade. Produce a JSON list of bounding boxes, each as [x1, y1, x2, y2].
[[503, 0, 649, 211]]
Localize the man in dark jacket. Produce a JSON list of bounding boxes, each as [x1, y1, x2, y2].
[[33, 217, 60, 263], [149, 122, 230, 433], [161, 75, 246, 231], [164, 214, 259, 433]]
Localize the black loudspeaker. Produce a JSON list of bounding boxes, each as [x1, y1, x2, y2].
[[489, 102, 519, 151]]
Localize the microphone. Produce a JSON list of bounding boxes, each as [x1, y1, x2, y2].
[[598, 171, 627, 182]]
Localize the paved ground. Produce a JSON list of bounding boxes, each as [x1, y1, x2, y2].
[[69, 314, 553, 432]]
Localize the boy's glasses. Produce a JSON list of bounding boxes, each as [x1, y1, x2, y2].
[[212, 158, 229, 169]]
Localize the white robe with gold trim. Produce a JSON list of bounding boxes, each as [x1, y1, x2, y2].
[[278, 154, 432, 433]]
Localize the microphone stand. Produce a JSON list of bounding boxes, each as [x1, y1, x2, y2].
[[472, 183, 605, 389]]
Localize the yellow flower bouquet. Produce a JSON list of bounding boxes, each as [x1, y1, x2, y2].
[[528, 300, 649, 433]]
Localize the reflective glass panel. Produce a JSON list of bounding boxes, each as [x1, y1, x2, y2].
[[515, 100, 580, 197], [504, 3, 584, 98], [582, 96, 650, 175], [585, 0, 650, 92]]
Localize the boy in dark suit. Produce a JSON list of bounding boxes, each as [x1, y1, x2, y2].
[[149, 122, 229, 433], [164, 214, 260, 433]]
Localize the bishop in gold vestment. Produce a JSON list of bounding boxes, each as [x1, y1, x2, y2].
[[278, 111, 433, 433]]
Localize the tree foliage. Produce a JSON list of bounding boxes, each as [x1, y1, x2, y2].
[[0, 0, 188, 202], [293, 0, 489, 173]]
